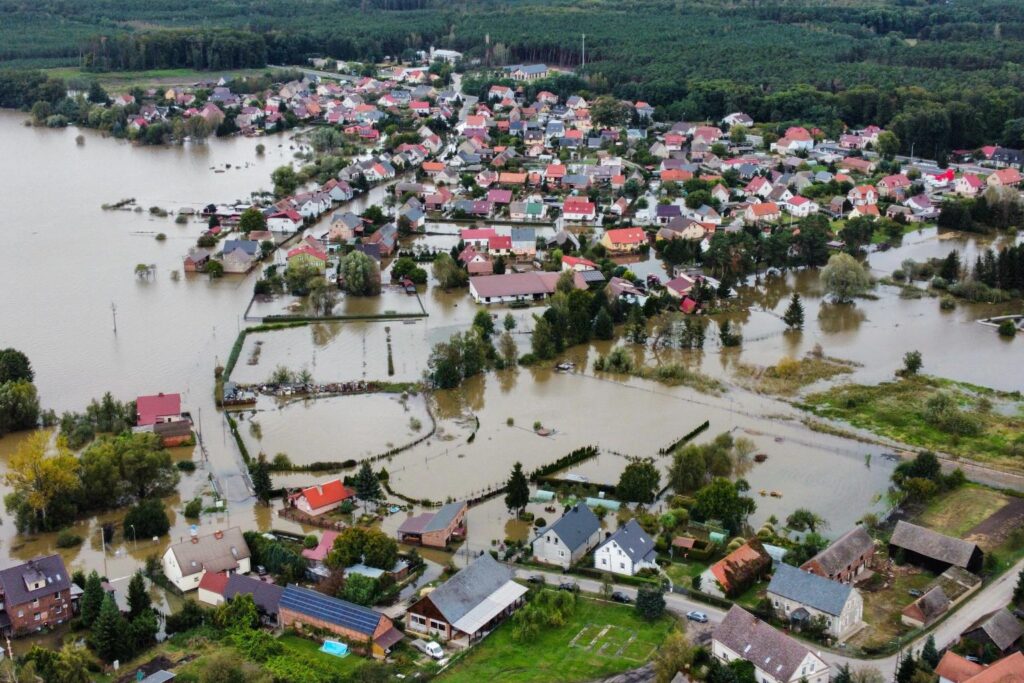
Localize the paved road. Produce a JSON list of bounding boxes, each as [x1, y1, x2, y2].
[[515, 557, 1024, 676]]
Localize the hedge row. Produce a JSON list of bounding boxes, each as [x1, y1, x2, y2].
[[658, 420, 710, 455], [530, 446, 599, 481]]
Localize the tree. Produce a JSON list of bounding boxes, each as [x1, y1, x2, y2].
[[326, 526, 396, 570], [1014, 568, 1024, 604], [833, 664, 853, 683], [0, 348, 33, 383], [920, 635, 940, 670], [340, 251, 381, 296], [0, 379, 41, 436], [939, 251, 961, 281], [127, 570, 151, 618], [80, 571, 105, 627], [307, 279, 338, 316], [786, 508, 827, 533], [3, 431, 80, 530], [473, 309, 496, 340], [353, 461, 382, 503], [593, 307, 614, 340], [896, 653, 917, 683], [821, 253, 872, 303], [616, 458, 661, 503], [652, 630, 696, 683], [213, 594, 260, 631], [531, 316, 557, 359], [271, 165, 299, 197], [123, 499, 171, 538], [691, 478, 756, 534], [497, 331, 518, 365], [128, 608, 159, 653], [432, 253, 468, 289], [718, 319, 742, 347], [600, 572, 613, 600], [504, 462, 530, 516], [591, 96, 631, 128], [205, 260, 224, 278], [238, 207, 267, 234], [876, 131, 900, 158], [635, 587, 666, 620], [52, 643, 92, 683], [251, 453, 273, 504], [342, 572, 378, 606], [503, 313, 517, 331], [900, 350, 923, 377], [783, 293, 804, 330], [92, 594, 127, 662]]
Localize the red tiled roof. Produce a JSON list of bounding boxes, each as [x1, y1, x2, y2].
[[299, 480, 355, 510], [136, 393, 181, 426], [198, 571, 230, 595], [605, 227, 645, 244]]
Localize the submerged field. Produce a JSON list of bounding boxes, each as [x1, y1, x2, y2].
[[801, 375, 1024, 470]]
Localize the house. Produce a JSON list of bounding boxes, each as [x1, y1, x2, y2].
[[0, 555, 76, 637], [847, 185, 878, 206], [184, 248, 212, 272], [289, 480, 356, 517], [936, 652, 985, 683], [901, 585, 950, 627], [785, 196, 818, 218], [709, 540, 772, 597], [278, 584, 402, 658], [960, 608, 1024, 654], [988, 167, 1022, 188], [461, 228, 498, 248], [954, 174, 985, 197], [470, 272, 583, 304], [287, 243, 328, 271], [509, 200, 547, 221], [937, 652, 1024, 683], [600, 227, 646, 254], [877, 174, 912, 199], [744, 202, 781, 225], [137, 392, 184, 426], [531, 503, 602, 569], [510, 64, 549, 81], [562, 198, 597, 222], [801, 526, 875, 583], [396, 501, 467, 548], [301, 530, 339, 574], [222, 574, 285, 625], [713, 606, 830, 683], [510, 228, 537, 261], [487, 235, 512, 257], [562, 255, 598, 272], [162, 527, 251, 592], [766, 564, 863, 641], [848, 204, 879, 220], [664, 274, 697, 298], [405, 553, 526, 645], [889, 520, 983, 573], [722, 112, 754, 127], [840, 157, 876, 175], [197, 571, 231, 606], [593, 519, 657, 577], [220, 239, 260, 273]]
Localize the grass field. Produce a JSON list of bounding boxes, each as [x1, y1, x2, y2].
[[917, 484, 1010, 538], [801, 375, 1024, 470], [734, 355, 855, 396], [440, 596, 677, 683], [44, 66, 271, 89], [850, 568, 934, 650]]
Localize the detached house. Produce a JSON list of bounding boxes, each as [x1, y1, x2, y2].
[[288, 479, 356, 517], [713, 606, 830, 683], [709, 539, 772, 597], [600, 227, 646, 254], [766, 564, 863, 641], [531, 504, 602, 569], [279, 585, 403, 658], [162, 527, 251, 592], [397, 501, 467, 548], [0, 555, 77, 637], [988, 167, 1022, 188], [594, 519, 657, 577], [744, 202, 781, 225]]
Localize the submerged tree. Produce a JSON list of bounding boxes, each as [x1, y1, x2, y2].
[[783, 293, 805, 330]]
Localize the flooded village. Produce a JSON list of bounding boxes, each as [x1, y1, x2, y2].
[[0, 58, 1023, 683]]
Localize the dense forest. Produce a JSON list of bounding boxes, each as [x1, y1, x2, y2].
[[5, 0, 1024, 154]]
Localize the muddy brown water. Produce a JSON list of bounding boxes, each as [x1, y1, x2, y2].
[[0, 110, 1020, 610]]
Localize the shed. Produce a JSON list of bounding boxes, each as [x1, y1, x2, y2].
[[585, 497, 620, 511]]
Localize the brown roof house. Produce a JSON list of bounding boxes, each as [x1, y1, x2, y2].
[[397, 501, 467, 548], [889, 521, 983, 573], [960, 608, 1024, 655], [801, 526, 875, 584], [901, 585, 950, 628], [0, 555, 77, 637], [162, 527, 251, 592], [405, 553, 526, 646], [938, 652, 1024, 683], [713, 606, 830, 683], [707, 539, 772, 597]]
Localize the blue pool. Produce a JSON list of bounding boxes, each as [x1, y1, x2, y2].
[[320, 640, 349, 657]]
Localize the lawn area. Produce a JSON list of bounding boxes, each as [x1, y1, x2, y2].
[[917, 485, 1010, 538], [664, 560, 706, 586], [801, 375, 1024, 470], [45, 66, 270, 88], [440, 596, 677, 683], [849, 568, 935, 650]]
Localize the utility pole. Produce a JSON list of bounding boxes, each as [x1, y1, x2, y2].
[[581, 34, 586, 72], [111, 302, 117, 334]]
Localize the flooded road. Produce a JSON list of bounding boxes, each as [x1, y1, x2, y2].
[[0, 108, 1020, 596]]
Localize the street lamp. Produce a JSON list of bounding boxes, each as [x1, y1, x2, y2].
[[129, 524, 137, 550]]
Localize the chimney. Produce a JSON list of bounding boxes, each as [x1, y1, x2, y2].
[[214, 530, 224, 540], [191, 537, 199, 544]]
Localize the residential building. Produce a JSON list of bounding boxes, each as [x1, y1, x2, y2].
[[531, 504, 602, 569], [593, 519, 657, 577], [937, 652, 1024, 683], [713, 606, 830, 683], [801, 526, 875, 583], [396, 501, 467, 548], [766, 564, 863, 640], [288, 480, 356, 517], [469, 272, 584, 305], [0, 555, 77, 637], [405, 553, 526, 645], [988, 167, 1022, 188], [599, 227, 646, 254], [278, 585, 402, 658], [709, 540, 772, 597], [162, 527, 252, 592], [889, 520, 983, 573], [744, 202, 781, 225]]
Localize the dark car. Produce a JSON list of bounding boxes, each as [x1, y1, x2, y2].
[[527, 575, 546, 585], [611, 591, 632, 604], [908, 588, 923, 598], [558, 582, 580, 593]]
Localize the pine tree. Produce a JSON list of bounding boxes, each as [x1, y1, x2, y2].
[[251, 453, 273, 504], [593, 307, 614, 340], [504, 461, 530, 517], [833, 664, 852, 683], [783, 293, 805, 330], [354, 461, 382, 503], [896, 653, 917, 683], [921, 635, 940, 670], [80, 571, 104, 628], [91, 594, 126, 663], [127, 571, 150, 619]]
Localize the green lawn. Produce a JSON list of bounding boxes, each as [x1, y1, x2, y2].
[[440, 596, 677, 683], [917, 484, 1010, 538], [664, 560, 706, 586], [45, 66, 269, 88]]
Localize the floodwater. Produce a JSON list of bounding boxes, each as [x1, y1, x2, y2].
[[0, 107, 1020, 604]]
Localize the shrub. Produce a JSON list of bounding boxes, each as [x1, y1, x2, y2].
[[124, 499, 171, 538], [303, 534, 319, 549], [940, 296, 956, 310], [183, 498, 203, 520], [155, 233, 167, 241], [534, 517, 547, 528], [998, 321, 1017, 338], [176, 460, 197, 472], [56, 531, 82, 548]]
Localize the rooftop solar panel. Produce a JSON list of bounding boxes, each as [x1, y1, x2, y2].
[[280, 585, 381, 635]]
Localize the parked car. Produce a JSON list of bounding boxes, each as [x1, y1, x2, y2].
[[558, 582, 580, 593], [411, 639, 444, 660], [527, 574, 546, 585], [908, 589, 923, 597], [611, 591, 632, 604], [686, 611, 708, 623]]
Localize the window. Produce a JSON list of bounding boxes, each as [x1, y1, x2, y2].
[[31, 599, 39, 608], [33, 613, 40, 622], [619, 562, 625, 570]]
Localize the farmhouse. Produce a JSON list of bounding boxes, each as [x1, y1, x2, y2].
[[396, 501, 467, 548], [162, 527, 251, 592], [278, 585, 403, 658], [713, 606, 830, 683], [531, 503, 602, 569], [405, 553, 526, 645], [889, 521, 983, 573], [766, 564, 863, 640]]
